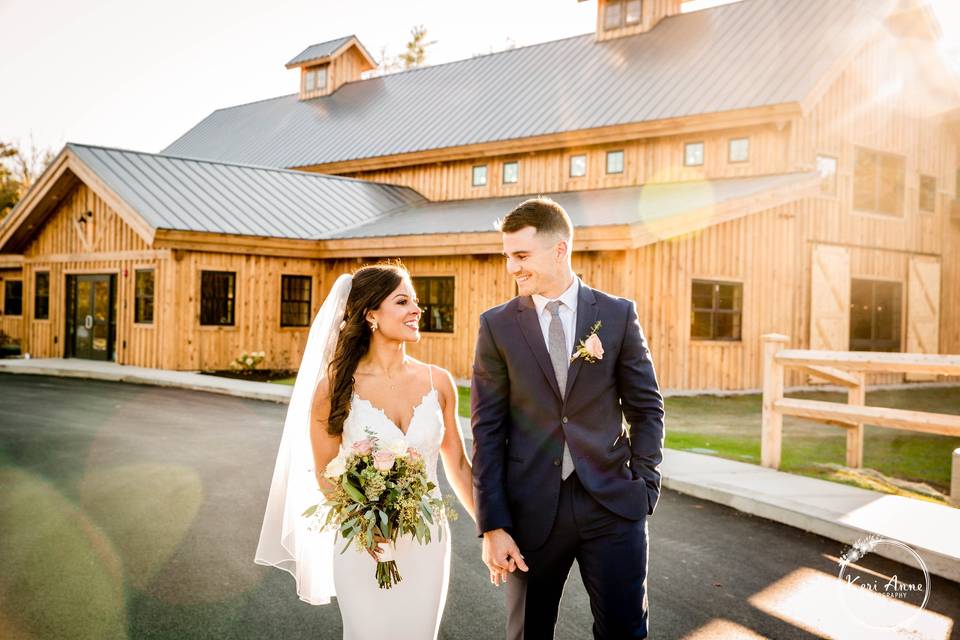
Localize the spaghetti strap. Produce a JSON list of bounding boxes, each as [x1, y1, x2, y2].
[[428, 364, 434, 392]]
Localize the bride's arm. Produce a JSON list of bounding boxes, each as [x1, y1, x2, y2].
[[436, 366, 477, 523], [310, 376, 343, 498]]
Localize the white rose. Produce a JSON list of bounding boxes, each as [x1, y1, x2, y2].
[[384, 439, 409, 457], [245, 356, 254, 365], [324, 454, 347, 478]]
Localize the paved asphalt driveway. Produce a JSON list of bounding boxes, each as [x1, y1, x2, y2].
[[1, 374, 958, 639]]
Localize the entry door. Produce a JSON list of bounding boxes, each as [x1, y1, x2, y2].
[[71, 274, 114, 361]]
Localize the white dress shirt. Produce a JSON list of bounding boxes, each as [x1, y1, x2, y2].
[[531, 275, 580, 362]]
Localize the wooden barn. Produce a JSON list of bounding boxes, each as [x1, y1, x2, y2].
[[1, 0, 959, 392]]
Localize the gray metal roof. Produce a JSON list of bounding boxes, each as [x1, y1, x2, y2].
[[162, 0, 887, 168], [286, 35, 356, 67], [325, 171, 819, 239], [66, 143, 426, 239]]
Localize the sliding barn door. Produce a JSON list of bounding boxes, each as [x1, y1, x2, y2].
[[808, 244, 850, 384], [906, 256, 941, 381]]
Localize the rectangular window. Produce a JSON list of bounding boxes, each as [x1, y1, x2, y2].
[[502, 161, 519, 184], [134, 269, 154, 324], [200, 270, 235, 326], [606, 150, 624, 174], [472, 165, 487, 187], [3, 280, 22, 316], [854, 147, 905, 216], [413, 276, 454, 333], [305, 69, 316, 92], [850, 279, 901, 351], [316, 66, 327, 90], [684, 141, 704, 166], [625, 0, 642, 24], [34, 271, 49, 320], [604, 0, 622, 30], [728, 138, 749, 163], [690, 279, 741, 341], [919, 174, 936, 212], [280, 275, 312, 327], [569, 154, 587, 178], [816, 154, 838, 196]]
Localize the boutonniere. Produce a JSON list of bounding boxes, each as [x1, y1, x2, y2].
[[570, 320, 603, 364]]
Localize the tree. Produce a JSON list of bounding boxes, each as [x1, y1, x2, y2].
[[0, 136, 56, 222], [370, 25, 438, 77]]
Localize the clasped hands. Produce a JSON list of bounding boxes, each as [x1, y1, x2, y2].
[[482, 528, 529, 586]]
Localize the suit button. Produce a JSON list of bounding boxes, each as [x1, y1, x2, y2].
[[562, 416, 568, 424], [553, 458, 561, 466]]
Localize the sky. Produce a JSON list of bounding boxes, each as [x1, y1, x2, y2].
[[0, 0, 957, 160]]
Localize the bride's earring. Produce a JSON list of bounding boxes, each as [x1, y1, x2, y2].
[[369, 319, 378, 332]]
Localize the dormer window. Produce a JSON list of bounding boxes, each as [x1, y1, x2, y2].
[[472, 165, 488, 187], [604, 0, 642, 30], [503, 161, 519, 184], [684, 142, 705, 167], [304, 66, 327, 92]]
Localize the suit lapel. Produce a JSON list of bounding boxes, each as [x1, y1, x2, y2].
[[516, 296, 563, 402], [564, 282, 598, 400]]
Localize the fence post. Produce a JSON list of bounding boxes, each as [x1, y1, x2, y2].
[[952, 449, 960, 507], [761, 333, 790, 469], [846, 371, 865, 468]]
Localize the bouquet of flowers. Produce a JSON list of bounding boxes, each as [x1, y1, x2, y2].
[[302, 430, 456, 589]]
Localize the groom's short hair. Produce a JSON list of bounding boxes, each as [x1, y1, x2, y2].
[[496, 196, 573, 242]]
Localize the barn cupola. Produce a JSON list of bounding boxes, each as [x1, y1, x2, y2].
[[286, 35, 376, 100], [582, 0, 685, 41]]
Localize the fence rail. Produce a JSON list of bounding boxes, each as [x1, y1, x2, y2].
[[760, 333, 960, 506]]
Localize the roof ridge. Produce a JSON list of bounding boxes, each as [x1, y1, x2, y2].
[[65, 141, 419, 190]]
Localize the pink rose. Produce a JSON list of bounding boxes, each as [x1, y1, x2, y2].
[[406, 447, 422, 463], [352, 439, 374, 455], [584, 333, 604, 360], [372, 451, 396, 472]]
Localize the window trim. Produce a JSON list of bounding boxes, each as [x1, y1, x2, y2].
[[199, 269, 236, 327], [727, 137, 750, 164], [2, 279, 23, 317], [684, 141, 705, 167], [502, 161, 519, 185], [852, 146, 906, 218], [918, 174, 936, 213], [689, 277, 743, 342], [279, 274, 313, 328], [569, 154, 587, 178], [472, 164, 488, 187], [411, 275, 456, 335], [34, 271, 50, 321], [134, 268, 155, 325], [605, 149, 625, 175], [816, 153, 839, 198]]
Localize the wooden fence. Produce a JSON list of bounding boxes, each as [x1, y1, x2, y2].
[[760, 333, 960, 505]]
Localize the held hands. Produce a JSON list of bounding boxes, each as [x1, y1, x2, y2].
[[482, 528, 529, 586]]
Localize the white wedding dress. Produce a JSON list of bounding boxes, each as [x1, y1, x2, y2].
[[333, 367, 452, 640]]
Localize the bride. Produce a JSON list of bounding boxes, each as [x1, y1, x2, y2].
[[254, 262, 476, 639]]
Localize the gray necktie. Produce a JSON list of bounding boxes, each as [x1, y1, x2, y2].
[[546, 300, 575, 480]]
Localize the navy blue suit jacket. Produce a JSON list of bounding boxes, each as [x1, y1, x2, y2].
[[470, 281, 665, 550]]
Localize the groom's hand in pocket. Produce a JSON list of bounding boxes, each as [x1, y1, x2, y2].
[[482, 529, 528, 586]]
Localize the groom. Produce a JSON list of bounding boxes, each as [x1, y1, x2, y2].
[[470, 196, 665, 639]]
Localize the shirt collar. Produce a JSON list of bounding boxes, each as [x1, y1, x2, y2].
[[532, 274, 580, 317]]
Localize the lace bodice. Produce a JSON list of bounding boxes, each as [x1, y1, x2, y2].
[[340, 369, 445, 492]]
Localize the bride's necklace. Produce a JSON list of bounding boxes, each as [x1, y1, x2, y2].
[[366, 358, 409, 390]]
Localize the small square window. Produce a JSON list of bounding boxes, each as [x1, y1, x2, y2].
[[570, 154, 587, 178], [728, 138, 749, 163], [625, 0, 642, 24], [606, 150, 624, 174], [503, 161, 519, 184], [919, 175, 936, 212], [816, 154, 838, 196], [472, 165, 488, 187], [684, 142, 704, 167]]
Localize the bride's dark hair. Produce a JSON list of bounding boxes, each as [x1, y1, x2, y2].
[[325, 260, 409, 435]]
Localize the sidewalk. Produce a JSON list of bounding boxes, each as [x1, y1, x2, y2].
[[3, 357, 958, 583]]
